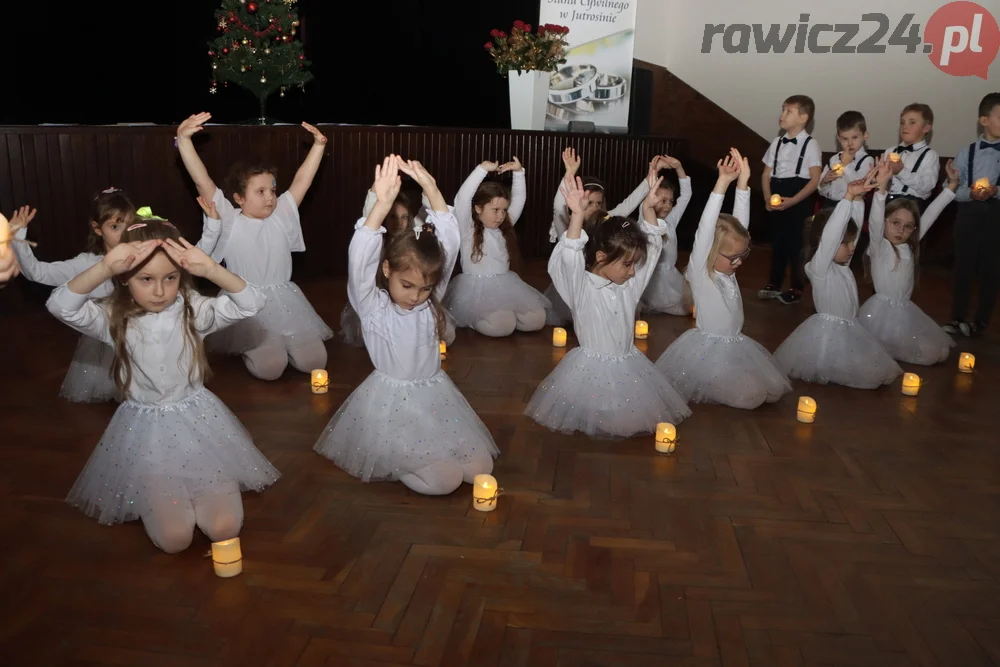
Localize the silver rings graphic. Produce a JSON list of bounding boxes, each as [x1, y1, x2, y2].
[[547, 64, 628, 119], [591, 74, 626, 101], [548, 65, 599, 105]]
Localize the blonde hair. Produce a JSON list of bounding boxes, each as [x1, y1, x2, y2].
[[705, 214, 750, 278], [103, 219, 210, 400]]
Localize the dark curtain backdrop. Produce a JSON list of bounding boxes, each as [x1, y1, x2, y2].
[[3, 0, 541, 127]]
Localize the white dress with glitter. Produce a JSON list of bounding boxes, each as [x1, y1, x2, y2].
[[46, 283, 280, 525], [442, 166, 550, 327], [524, 217, 691, 438], [858, 190, 956, 365], [314, 211, 498, 482], [202, 188, 333, 354], [773, 200, 902, 388], [655, 188, 791, 409], [641, 176, 694, 315], [544, 178, 652, 326]]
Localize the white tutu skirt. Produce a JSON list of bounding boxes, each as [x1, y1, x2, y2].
[[656, 329, 791, 410], [858, 294, 955, 365], [59, 334, 117, 403], [314, 370, 498, 482], [340, 303, 456, 347], [443, 272, 550, 326], [774, 313, 902, 389], [525, 347, 691, 438], [544, 283, 573, 327], [207, 282, 333, 354], [641, 265, 693, 316], [66, 388, 280, 525]]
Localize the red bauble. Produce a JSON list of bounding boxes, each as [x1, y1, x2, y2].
[[208, 50, 214, 56], [246, 1, 258, 12], [298, 54, 304, 60], [222, 47, 229, 54]]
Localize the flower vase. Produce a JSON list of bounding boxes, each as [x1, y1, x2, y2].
[[508, 70, 549, 131]]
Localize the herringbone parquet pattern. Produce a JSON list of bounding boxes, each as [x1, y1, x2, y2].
[[1, 255, 998, 667]]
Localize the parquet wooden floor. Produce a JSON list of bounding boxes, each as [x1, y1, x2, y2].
[[2, 252, 999, 667]]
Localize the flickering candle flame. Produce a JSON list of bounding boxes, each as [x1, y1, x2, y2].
[[901, 372, 921, 396], [634, 320, 649, 339], [832, 163, 844, 175], [796, 396, 816, 423], [439, 340, 447, 360], [974, 177, 991, 191], [770, 194, 782, 207], [889, 152, 901, 162], [472, 474, 500, 512], [310, 369, 329, 394], [654, 422, 677, 454], [958, 352, 975, 373], [552, 327, 567, 347], [211, 538, 243, 578]]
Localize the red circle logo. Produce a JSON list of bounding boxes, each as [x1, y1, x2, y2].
[[925, 1, 1000, 78]]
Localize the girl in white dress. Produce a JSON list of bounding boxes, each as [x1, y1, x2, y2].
[[640, 157, 696, 316], [544, 148, 663, 326], [443, 158, 550, 337], [524, 175, 691, 438], [314, 156, 498, 496], [859, 156, 958, 365], [656, 149, 791, 410], [8, 188, 135, 402], [175, 111, 333, 381], [46, 218, 279, 553], [774, 175, 903, 388]]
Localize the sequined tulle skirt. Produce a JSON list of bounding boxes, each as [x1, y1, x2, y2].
[[67, 388, 280, 525], [313, 370, 498, 482], [543, 283, 573, 327], [59, 334, 117, 403], [207, 282, 333, 354], [525, 346, 691, 438], [774, 313, 902, 389], [340, 303, 456, 348], [443, 272, 550, 327], [858, 293, 955, 365], [641, 263, 693, 316], [656, 328, 791, 410]]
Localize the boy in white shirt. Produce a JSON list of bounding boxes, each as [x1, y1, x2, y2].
[[818, 111, 875, 212], [884, 103, 939, 211]]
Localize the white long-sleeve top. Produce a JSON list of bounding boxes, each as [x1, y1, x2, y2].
[[685, 188, 751, 337], [549, 216, 668, 357], [652, 177, 693, 272], [203, 188, 304, 286], [46, 283, 265, 404], [884, 141, 940, 200], [866, 188, 956, 301], [348, 210, 461, 382], [452, 166, 526, 276], [805, 199, 867, 320], [549, 178, 651, 242], [12, 227, 111, 298]]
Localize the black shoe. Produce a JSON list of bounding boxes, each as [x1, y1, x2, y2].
[[777, 289, 802, 304], [758, 284, 781, 300], [968, 322, 985, 337], [942, 320, 962, 334]]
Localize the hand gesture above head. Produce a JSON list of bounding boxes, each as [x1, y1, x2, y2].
[[560, 175, 589, 215], [162, 238, 217, 278], [562, 147, 581, 176], [716, 149, 741, 184], [301, 122, 328, 145], [661, 155, 682, 170], [733, 149, 750, 189], [643, 176, 666, 211], [398, 159, 438, 191], [177, 112, 211, 140], [102, 240, 162, 275], [372, 155, 403, 205], [846, 178, 876, 199], [480, 160, 500, 172], [498, 156, 523, 174], [197, 196, 220, 220], [7, 205, 37, 233]]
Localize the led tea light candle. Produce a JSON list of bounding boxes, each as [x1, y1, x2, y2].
[[311, 369, 329, 394], [770, 194, 782, 207], [796, 396, 817, 423], [634, 320, 649, 339], [439, 340, 447, 360], [889, 152, 901, 162], [832, 163, 844, 175], [211, 538, 243, 577], [472, 474, 501, 512], [654, 422, 677, 454], [958, 352, 975, 373], [901, 372, 921, 396], [974, 177, 991, 191], [552, 327, 567, 347]]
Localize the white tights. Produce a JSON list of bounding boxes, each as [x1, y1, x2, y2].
[[473, 308, 546, 338], [141, 482, 244, 553], [243, 336, 327, 381], [399, 454, 494, 495]]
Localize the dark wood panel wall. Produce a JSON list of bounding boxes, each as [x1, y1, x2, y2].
[[0, 125, 681, 312]]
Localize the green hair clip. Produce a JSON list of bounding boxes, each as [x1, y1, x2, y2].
[[135, 206, 166, 221]]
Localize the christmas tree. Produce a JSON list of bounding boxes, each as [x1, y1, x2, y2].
[[207, 0, 314, 122]]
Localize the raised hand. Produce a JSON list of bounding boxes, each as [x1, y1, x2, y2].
[[846, 178, 876, 199], [372, 155, 402, 205], [398, 159, 438, 190], [196, 196, 220, 220], [498, 156, 523, 174], [301, 121, 327, 145], [162, 237, 216, 277], [643, 176, 666, 211], [717, 150, 740, 183], [177, 112, 211, 140], [8, 205, 37, 233], [874, 156, 894, 191], [102, 240, 161, 275], [480, 160, 500, 172], [562, 147, 581, 176], [560, 175, 588, 214], [734, 149, 750, 189], [944, 159, 961, 192], [662, 155, 682, 170]]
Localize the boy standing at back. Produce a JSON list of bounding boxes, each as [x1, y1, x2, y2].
[[943, 93, 1000, 338], [760, 95, 823, 305], [884, 103, 939, 210]]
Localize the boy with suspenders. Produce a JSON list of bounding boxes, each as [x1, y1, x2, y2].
[[885, 103, 939, 212]]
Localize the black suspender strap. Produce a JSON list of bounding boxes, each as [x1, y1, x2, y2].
[[968, 142, 977, 188], [795, 137, 812, 177], [900, 147, 931, 194], [772, 137, 782, 171]]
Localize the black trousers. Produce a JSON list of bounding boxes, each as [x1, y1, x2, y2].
[[952, 199, 1000, 326], [767, 177, 812, 290]]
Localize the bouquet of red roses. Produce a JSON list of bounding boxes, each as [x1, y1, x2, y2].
[[485, 21, 570, 76]]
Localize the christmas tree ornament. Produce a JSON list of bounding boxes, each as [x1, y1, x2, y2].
[[247, 1, 258, 12]]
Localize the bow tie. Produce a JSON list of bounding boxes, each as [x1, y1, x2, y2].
[[980, 141, 1000, 151], [894, 144, 916, 153], [781, 137, 797, 144]]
